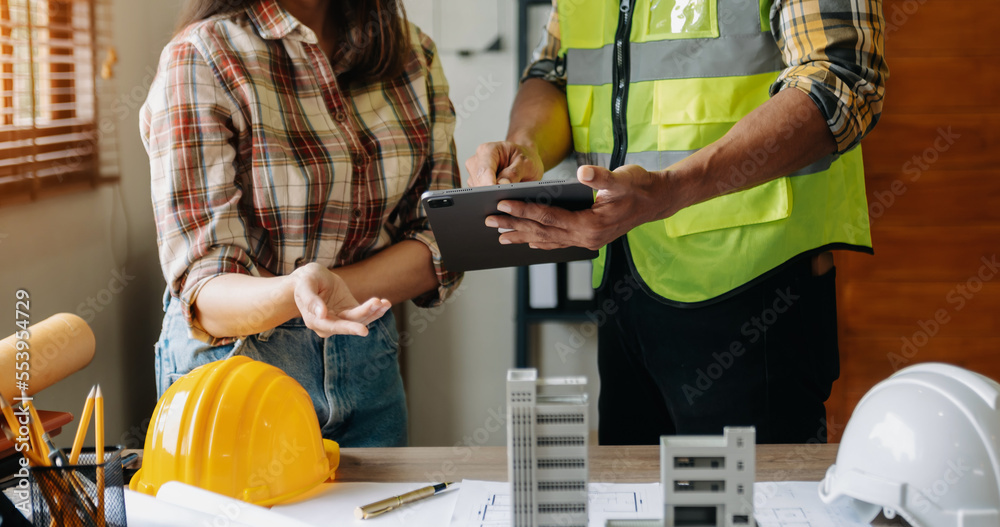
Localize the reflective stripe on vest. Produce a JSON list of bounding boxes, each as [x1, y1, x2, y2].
[[567, 37, 783, 85], [559, 0, 873, 304], [578, 151, 837, 178]]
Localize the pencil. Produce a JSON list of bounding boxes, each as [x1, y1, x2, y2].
[[4, 394, 91, 525], [0, 409, 45, 466], [95, 384, 105, 527], [23, 399, 80, 524], [23, 396, 51, 461], [0, 395, 28, 455], [44, 387, 100, 525], [36, 472, 68, 525], [0, 393, 17, 433], [38, 429, 99, 521], [69, 385, 96, 465], [0, 394, 45, 465]]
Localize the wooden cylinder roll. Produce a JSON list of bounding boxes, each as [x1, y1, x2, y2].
[[0, 313, 96, 400]]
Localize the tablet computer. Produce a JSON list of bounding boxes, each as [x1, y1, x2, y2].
[[421, 180, 599, 272]]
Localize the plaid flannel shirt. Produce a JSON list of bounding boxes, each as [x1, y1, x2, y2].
[[525, 0, 888, 153], [141, 0, 462, 344]]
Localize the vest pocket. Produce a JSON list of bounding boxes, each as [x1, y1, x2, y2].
[[652, 73, 773, 127], [664, 176, 792, 237], [640, 0, 719, 41]]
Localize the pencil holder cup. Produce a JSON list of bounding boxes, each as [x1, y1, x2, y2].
[[30, 447, 127, 527]]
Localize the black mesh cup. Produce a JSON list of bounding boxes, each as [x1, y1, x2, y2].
[[30, 447, 126, 527]]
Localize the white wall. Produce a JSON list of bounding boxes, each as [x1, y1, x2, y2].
[[0, 0, 178, 447]]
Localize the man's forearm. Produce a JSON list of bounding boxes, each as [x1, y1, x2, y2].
[[507, 78, 574, 171], [664, 88, 838, 215]]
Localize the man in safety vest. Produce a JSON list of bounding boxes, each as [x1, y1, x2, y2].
[[467, 0, 887, 444]]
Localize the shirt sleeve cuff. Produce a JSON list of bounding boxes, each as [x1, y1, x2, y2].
[[773, 68, 868, 154], [521, 58, 568, 89], [177, 253, 260, 346], [405, 228, 463, 307]]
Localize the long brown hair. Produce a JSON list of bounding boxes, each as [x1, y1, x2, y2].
[[175, 0, 411, 85]]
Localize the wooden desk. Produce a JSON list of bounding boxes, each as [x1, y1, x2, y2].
[[335, 444, 838, 483]]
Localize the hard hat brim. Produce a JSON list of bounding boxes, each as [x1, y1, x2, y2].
[[128, 439, 340, 506]]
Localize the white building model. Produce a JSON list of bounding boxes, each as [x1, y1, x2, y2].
[[606, 427, 756, 527], [661, 427, 756, 527], [507, 368, 589, 527]]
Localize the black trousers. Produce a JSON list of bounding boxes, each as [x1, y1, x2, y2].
[[597, 238, 840, 445]]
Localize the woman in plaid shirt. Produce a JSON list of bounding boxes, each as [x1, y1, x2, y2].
[[141, 0, 462, 446]]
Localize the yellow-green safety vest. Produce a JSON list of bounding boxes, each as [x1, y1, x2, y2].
[[560, 0, 873, 304]]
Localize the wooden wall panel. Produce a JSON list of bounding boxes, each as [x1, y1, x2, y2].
[[862, 171, 1000, 227], [837, 338, 1000, 426], [841, 282, 1000, 336], [882, 0, 1000, 56], [840, 337, 1000, 381], [827, 1, 1000, 443], [861, 115, 1000, 173], [884, 58, 1000, 113], [843, 227, 1000, 282]]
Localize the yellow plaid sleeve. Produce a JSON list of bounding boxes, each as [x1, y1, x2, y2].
[[770, 0, 889, 153]]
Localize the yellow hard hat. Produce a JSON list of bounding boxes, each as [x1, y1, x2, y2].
[[130, 356, 339, 505]]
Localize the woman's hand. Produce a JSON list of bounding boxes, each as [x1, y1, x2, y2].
[[291, 263, 391, 338]]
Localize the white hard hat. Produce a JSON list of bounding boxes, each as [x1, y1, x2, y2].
[[819, 363, 1000, 527]]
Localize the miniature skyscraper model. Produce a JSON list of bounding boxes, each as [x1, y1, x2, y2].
[[507, 368, 589, 527], [661, 427, 756, 527]]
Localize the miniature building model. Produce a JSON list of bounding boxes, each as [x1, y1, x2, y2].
[[661, 427, 756, 527], [507, 368, 589, 527]]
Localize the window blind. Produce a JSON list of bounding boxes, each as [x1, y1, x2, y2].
[[0, 0, 118, 204]]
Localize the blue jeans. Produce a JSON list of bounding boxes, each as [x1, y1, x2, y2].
[[154, 293, 408, 447]]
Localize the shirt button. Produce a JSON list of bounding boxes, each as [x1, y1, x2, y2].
[[352, 208, 362, 218], [335, 112, 347, 122]]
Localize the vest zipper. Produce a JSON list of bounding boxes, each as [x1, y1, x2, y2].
[[610, 0, 635, 170]]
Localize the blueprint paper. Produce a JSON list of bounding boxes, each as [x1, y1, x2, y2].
[[269, 479, 870, 527], [273, 482, 460, 527], [753, 481, 871, 527], [448, 479, 661, 527]]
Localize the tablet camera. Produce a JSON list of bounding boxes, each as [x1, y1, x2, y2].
[[427, 197, 454, 209]]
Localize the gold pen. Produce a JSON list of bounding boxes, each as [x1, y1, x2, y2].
[[355, 482, 458, 519]]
